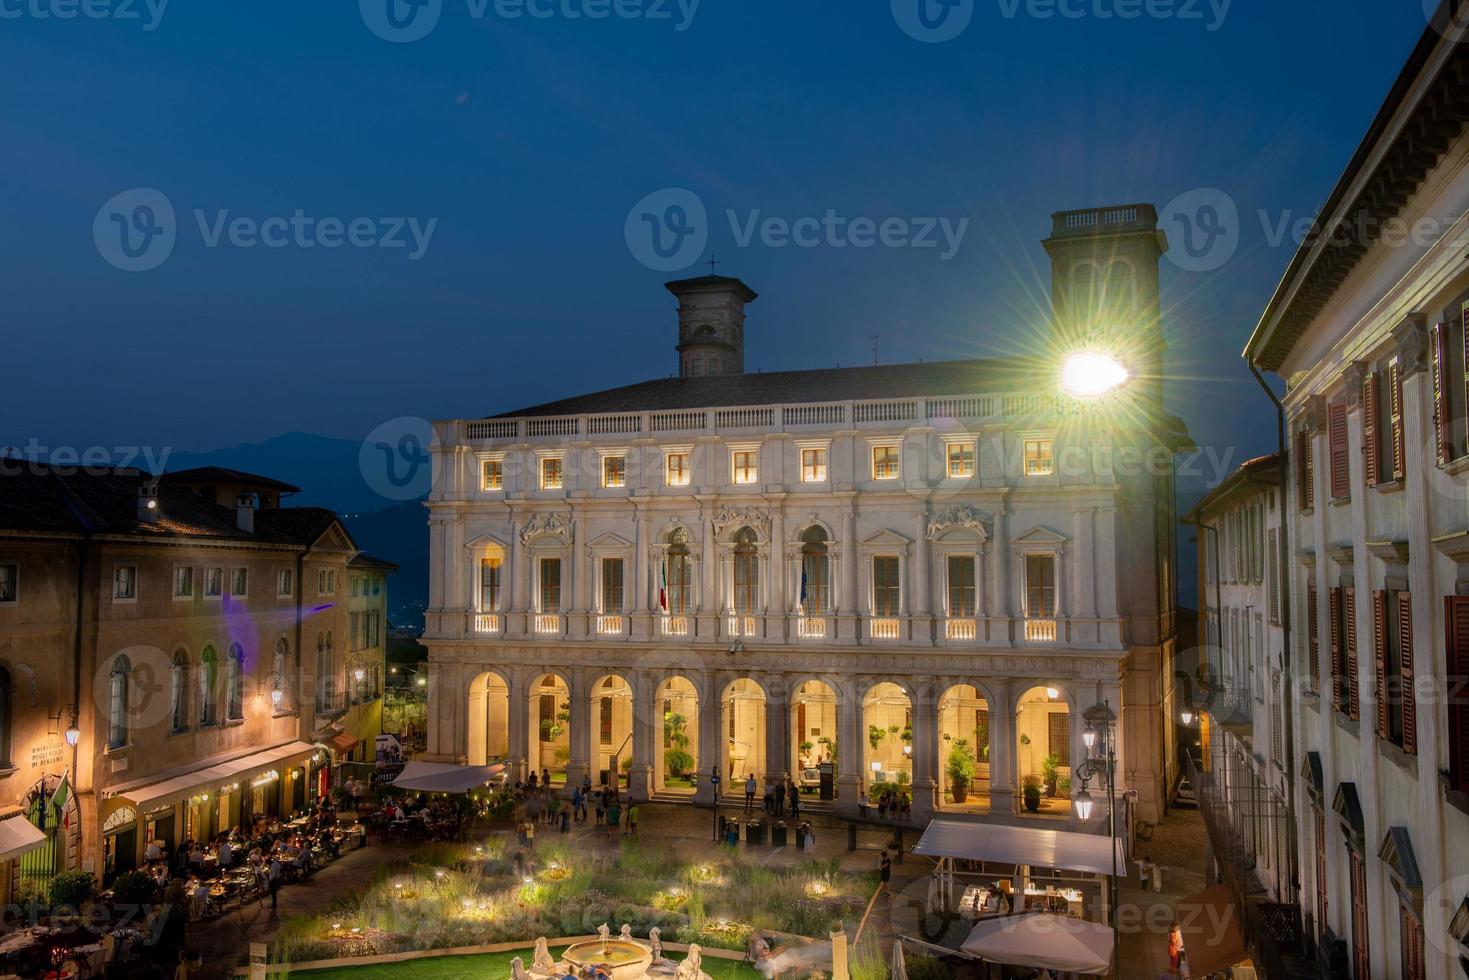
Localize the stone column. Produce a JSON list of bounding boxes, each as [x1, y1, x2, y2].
[[913, 511, 932, 641], [628, 676, 655, 802], [988, 677, 1015, 815], [634, 508, 650, 638], [835, 677, 863, 819], [510, 520, 529, 636], [765, 675, 790, 787], [1072, 508, 1096, 644], [695, 676, 723, 807], [566, 669, 591, 795], [507, 671, 529, 785], [991, 507, 1010, 643], [910, 682, 937, 825], [841, 503, 858, 639]]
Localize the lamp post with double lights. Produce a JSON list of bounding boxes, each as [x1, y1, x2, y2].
[[1072, 699, 1119, 977]]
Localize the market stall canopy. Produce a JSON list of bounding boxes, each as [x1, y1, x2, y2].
[[104, 740, 318, 812], [390, 761, 505, 793], [912, 818, 1127, 877], [327, 732, 360, 755], [0, 815, 48, 863], [1174, 885, 1248, 975], [959, 913, 1113, 975]]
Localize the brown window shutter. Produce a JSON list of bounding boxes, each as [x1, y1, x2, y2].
[[1315, 808, 1328, 938], [1329, 587, 1343, 708], [1402, 908, 1425, 980], [1363, 373, 1380, 487], [1297, 430, 1314, 510], [1329, 399, 1350, 499], [1308, 586, 1320, 693], [1373, 591, 1389, 740], [1350, 849, 1370, 980], [1399, 591, 1416, 755], [1345, 586, 1360, 721], [1447, 595, 1469, 794], [1389, 361, 1405, 481], [1433, 321, 1451, 465]]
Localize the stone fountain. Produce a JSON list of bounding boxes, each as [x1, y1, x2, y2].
[[514, 926, 709, 980]]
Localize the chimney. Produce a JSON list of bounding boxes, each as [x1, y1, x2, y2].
[[138, 480, 160, 524], [236, 492, 257, 533], [666, 274, 758, 378]]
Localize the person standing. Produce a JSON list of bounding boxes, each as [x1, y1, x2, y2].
[[267, 855, 283, 910], [572, 786, 585, 822], [878, 850, 892, 893], [789, 788, 800, 820], [744, 774, 757, 811], [763, 780, 774, 814], [626, 803, 639, 836], [774, 780, 787, 815], [786, 778, 798, 816], [858, 789, 869, 821]]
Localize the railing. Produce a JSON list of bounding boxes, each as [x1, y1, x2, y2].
[[716, 407, 774, 428], [927, 396, 991, 420], [588, 414, 642, 435], [473, 613, 500, 634], [870, 618, 900, 640], [727, 615, 758, 638], [465, 419, 517, 440], [784, 404, 845, 426], [945, 618, 977, 640], [596, 614, 624, 635], [854, 400, 916, 423], [661, 615, 690, 637], [651, 410, 706, 432], [534, 614, 562, 634], [797, 617, 827, 639], [1024, 619, 1057, 643], [527, 418, 578, 437]]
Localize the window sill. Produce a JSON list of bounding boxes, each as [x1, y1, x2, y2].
[[0, 765, 17, 779], [104, 743, 132, 755], [1371, 479, 1404, 495], [168, 728, 191, 739], [223, 718, 245, 728], [1299, 507, 1314, 518], [1332, 710, 1359, 739], [1439, 770, 1469, 818], [1444, 454, 1469, 477], [1327, 496, 1351, 509], [1377, 738, 1419, 777]]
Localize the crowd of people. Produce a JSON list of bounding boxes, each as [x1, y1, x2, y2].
[[509, 771, 641, 843], [857, 786, 912, 821], [745, 774, 805, 819]]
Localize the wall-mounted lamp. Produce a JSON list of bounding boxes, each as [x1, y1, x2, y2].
[[50, 704, 80, 747]]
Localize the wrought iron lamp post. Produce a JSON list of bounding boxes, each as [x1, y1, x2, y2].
[[1073, 699, 1119, 977]]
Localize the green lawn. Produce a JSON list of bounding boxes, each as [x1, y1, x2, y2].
[[291, 947, 760, 980]]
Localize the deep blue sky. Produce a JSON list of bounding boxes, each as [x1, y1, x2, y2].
[[0, 0, 1433, 485]]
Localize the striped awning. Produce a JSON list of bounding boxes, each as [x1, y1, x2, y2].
[[0, 816, 48, 863], [105, 740, 317, 812]]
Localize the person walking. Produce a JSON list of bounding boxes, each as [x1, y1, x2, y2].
[[878, 850, 892, 893], [267, 855, 283, 910], [572, 786, 586, 822], [744, 774, 757, 811], [626, 803, 639, 836], [606, 800, 621, 839]]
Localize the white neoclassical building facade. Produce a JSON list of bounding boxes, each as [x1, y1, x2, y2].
[[423, 204, 1187, 828]]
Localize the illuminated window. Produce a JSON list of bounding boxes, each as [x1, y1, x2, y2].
[[479, 558, 502, 611], [872, 445, 900, 480], [539, 558, 562, 613], [1025, 555, 1056, 618], [801, 448, 828, 483], [481, 458, 503, 491], [872, 556, 901, 616], [204, 567, 224, 597], [732, 450, 758, 485], [666, 452, 691, 487], [946, 441, 976, 478], [113, 564, 137, 601], [540, 456, 564, 489], [173, 565, 194, 599], [1023, 438, 1055, 476], [601, 558, 625, 612], [603, 455, 626, 488]]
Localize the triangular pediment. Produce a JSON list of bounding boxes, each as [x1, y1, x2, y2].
[[464, 532, 510, 552], [312, 522, 356, 554], [862, 528, 913, 548], [1012, 526, 1067, 546], [587, 532, 634, 550]]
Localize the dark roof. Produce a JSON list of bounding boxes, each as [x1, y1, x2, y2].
[[162, 467, 301, 493], [491, 356, 1045, 418], [1246, 6, 1469, 371], [1181, 452, 1283, 523], [0, 464, 343, 547], [349, 552, 399, 571]]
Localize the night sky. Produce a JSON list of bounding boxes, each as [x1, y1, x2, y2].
[[0, 0, 1433, 486]]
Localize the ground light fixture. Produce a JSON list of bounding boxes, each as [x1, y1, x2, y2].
[[1059, 350, 1130, 399]]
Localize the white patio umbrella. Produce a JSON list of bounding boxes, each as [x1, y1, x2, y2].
[[890, 940, 908, 980], [959, 913, 1113, 975]]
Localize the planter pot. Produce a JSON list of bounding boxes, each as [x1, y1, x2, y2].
[[951, 781, 969, 804], [1023, 790, 1042, 813]]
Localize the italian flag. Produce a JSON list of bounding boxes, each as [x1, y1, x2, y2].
[[659, 561, 668, 612], [50, 772, 71, 833]]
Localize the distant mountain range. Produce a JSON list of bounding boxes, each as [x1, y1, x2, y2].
[[162, 432, 428, 631]]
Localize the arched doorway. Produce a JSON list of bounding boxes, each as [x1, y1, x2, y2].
[[862, 682, 912, 795], [720, 678, 766, 794], [937, 684, 991, 811], [467, 672, 510, 766], [655, 677, 700, 794], [1015, 685, 1071, 815], [790, 680, 838, 796], [529, 674, 571, 786], [590, 675, 633, 789]]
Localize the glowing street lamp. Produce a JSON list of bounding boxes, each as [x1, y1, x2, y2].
[[1180, 709, 1194, 726], [1060, 350, 1130, 399], [1072, 786, 1094, 821]]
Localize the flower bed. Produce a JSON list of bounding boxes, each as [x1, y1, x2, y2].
[[272, 838, 874, 965]]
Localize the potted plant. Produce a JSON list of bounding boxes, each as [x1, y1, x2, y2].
[[945, 738, 976, 804], [868, 725, 887, 752], [1041, 754, 1061, 797], [817, 736, 837, 763], [1022, 776, 1042, 813]]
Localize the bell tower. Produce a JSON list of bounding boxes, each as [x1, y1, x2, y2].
[[1042, 204, 1168, 399], [666, 274, 758, 378]]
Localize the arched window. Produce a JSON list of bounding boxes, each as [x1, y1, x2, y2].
[[226, 644, 245, 720], [199, 647, 218, 726], [0, 667, 11, 768], [733, 527, 759, 616], [665, 527, 693, 615], [108, 656, 131, 749], [800, 526, 830, 616], [271, 639, 289, 710], [170, 650, 188, 733]]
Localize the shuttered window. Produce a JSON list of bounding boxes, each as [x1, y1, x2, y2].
[[1373, 590, 1416, 752], [1345, 586, 1360, 721], [1446, 596, 1469, 795], [1349, 848, 1370, 980], [600, 696, 613, 745], [1298, 429, 1315, 510], [1271, 672, 1283, 764], [539, 558, 562, 613], [1373, 591, 1391, 741], [1253, 502, 1264, 583], [872, 556, 901, 617], [947, 555, 976, 617], [1314, 807, 1329, 941], [1328, 399, 1350, 499], [1401, 905, 1425, 980], [1267, 529, 1280, 624], [1330, 588, 1343, 711], [1432, 320, 1452, 464], [1047, 712, 1070, 767], [1308, 586, 1320, 694], [1363, 371, 1381, 487], [1387, 360, 1405, 480], [1400, 592, 1416, 755]]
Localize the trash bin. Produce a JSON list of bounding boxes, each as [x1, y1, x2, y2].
[[847, 822, 858, 851], [746, 820, 765, 845], [794, 825, 808, 850], [725, 821, 740, 848], [772, 821, 788, 847]]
